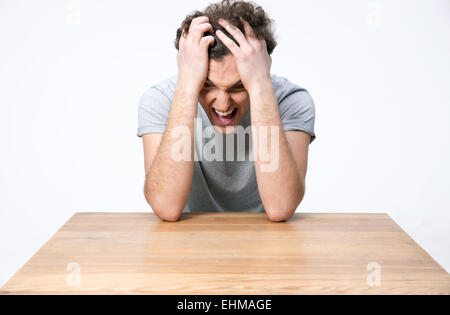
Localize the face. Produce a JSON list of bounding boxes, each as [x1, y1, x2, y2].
[[199, 55, 250, 135]]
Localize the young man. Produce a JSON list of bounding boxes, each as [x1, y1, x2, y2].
[[137, 0, 316, 222]]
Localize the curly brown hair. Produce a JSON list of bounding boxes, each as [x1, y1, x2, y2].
[[174, 0, 277, 60]]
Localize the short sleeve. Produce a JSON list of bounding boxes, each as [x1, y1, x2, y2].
[[278, 86, 316, 144], [137, 86, 171, 137]]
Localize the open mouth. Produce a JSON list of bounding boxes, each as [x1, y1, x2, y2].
[[212, 107, 238, 127]]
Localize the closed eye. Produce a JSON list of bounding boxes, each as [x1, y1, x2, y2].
[[203, 83, 245, 91], [231, 85, 245, 91]]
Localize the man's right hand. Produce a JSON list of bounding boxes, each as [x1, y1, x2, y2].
[[177, 16, 215, 94], [143, 16, 214, 222]]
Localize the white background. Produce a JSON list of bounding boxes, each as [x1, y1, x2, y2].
[[1, 0, 449, 287]]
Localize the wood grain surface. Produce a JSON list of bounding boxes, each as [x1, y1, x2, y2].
[[1, 212, 449, 294]]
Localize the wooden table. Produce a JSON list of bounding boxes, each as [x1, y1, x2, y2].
[[1, 212, 449, 294]]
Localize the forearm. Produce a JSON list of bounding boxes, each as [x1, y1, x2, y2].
[[249, 79, 304, 221], [144, 84, 198, 221]]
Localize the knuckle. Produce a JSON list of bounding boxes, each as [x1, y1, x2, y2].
[[195, 24, 205, 31], [200, 23, 211, 31], [240, 55, 248, 62], [193, 16, 208, 23], [243, 47, 254, 56], [225, 24, 235, 32]]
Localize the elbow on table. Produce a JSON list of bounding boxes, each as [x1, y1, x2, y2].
[[156, 211, 182, 222], [265, 209, 295, 222], [145, 194, 184, 222], [152, 204, 183, 222], [264, 197, 303, 222]]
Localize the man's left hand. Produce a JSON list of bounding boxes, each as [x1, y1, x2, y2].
[[216, 17, 272, 93]]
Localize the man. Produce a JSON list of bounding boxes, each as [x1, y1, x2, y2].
[[137, 0, 316, 222]]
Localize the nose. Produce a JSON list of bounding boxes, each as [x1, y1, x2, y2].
[[213, 90, 232, 111]]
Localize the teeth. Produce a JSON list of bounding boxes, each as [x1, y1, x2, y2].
[[214, 108, 235, 116]]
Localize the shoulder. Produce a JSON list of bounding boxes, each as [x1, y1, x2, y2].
[[140, 74, 178, 105], [138, 75, 178, 136], [271, 74, 314, 110], [271, 74, 309, 102], [271, 74, 316, 141]]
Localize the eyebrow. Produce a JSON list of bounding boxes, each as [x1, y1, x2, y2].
[[205, 77, 243, 88]]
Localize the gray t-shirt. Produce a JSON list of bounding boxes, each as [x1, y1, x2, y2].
[[137, 73, 316, 213]]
